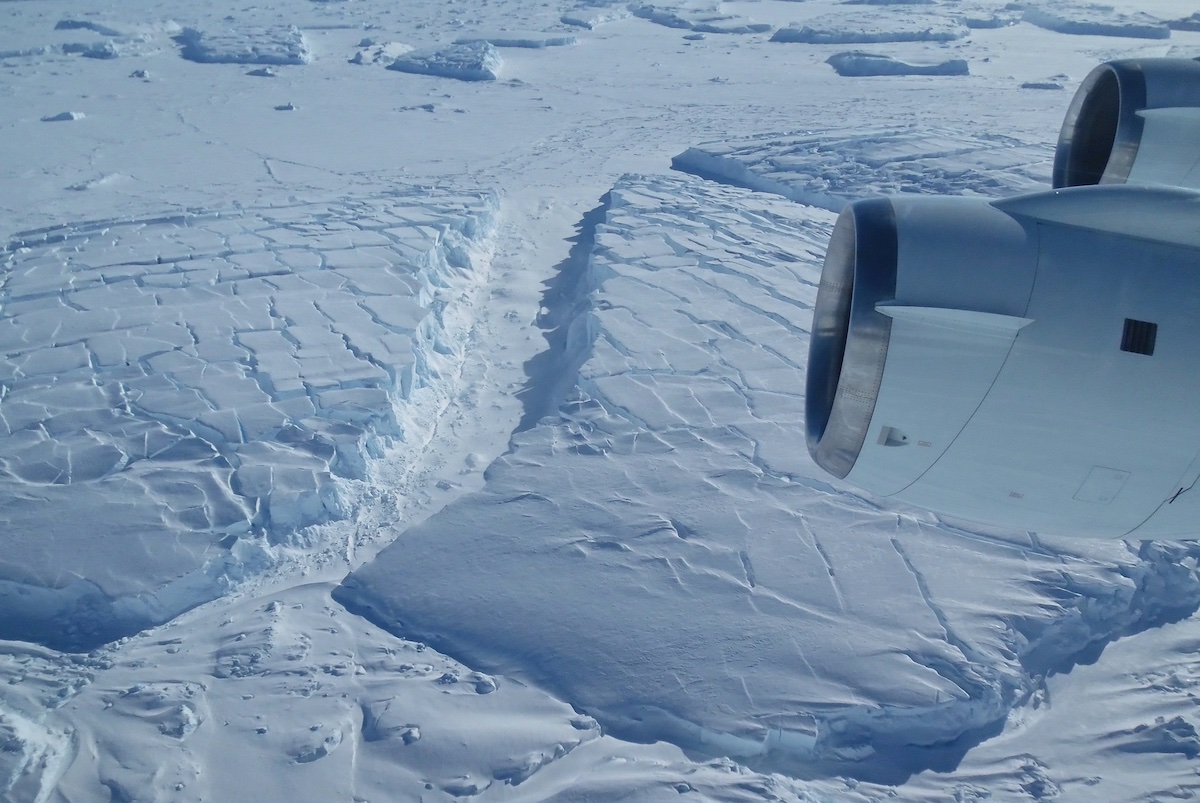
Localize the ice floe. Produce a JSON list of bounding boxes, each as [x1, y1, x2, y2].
[[630, 4, 773, 34], [561, 5, 633, 29], [672, 128, 1049, 212], [175, 26, 312, 65], [49, 17, 176, 59], [1021, 80, 1065, 90], [772, 13, 968, 43], [826, 51, 969, 76], [0, 189, 497, 649], [388, 42, 503, 82], [40, 111, 86, 122], [454, 33, 578, 48], [1022, 5, 1171, 39]]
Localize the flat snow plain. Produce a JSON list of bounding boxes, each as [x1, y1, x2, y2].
[[4, 0, 1200, 801]]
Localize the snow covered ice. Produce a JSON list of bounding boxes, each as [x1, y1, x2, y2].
[[673, 129, 1049, 211], [0, 191, 498, 649], [5, 0, 1200, 800], [770, 14, 968, 45], [388, 42, 505, 82], [175, 26, 313, 66], [824, 52, 969, 77], [1021, 5, 1172, 40]]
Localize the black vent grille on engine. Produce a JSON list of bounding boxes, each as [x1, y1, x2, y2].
[[1121, 318, 1157, 356]]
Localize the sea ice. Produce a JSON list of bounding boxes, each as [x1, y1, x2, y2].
[[1172, 12, 1200, 31], [630, 4, 772, 34], [388, 42, 503, 82], [672, 128, 1049, 212], [348, 40, 414, 65], [454, 33, 578, 48], [826, 51, 969, 77], [40, 111, 86, 122], [55, 20, 126, 38], [0, 189, 497, 649], [772, 13, 968, 43], [175, 26, 313, 65], [35, 582, 805, 802], [1022, 5, 1171, 39], [561, 5, 632, 29]]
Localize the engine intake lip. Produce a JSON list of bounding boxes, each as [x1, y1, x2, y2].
[[806, 198, 898, 479], [1054, 60, 1146, 188]]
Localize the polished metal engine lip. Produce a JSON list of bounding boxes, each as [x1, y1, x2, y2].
[[1054, 60, 1147, 188], [806, 198, 898, 479]]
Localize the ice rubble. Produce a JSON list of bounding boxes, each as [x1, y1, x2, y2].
[[336, 171, 1200, 781], [672, 128, 1050, 212], [388, 41, 504, 82], [772, 13, 968, 44], [0, 190, 497, 650], [826, 52, 969, 77], [348, 40, 413, 66], [174, 26, 312, 65], [1021, 5, 1171, 39]]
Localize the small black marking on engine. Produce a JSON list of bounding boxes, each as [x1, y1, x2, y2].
[[1121, 318, 1157, 355]]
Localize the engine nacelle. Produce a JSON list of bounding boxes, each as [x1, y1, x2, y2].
[[1055, 57, 1200, 189], [807, 59, 1200, 538]]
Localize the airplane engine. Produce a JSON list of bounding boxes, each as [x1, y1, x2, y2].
[[1054, 57, 1200, 189], [806, 58, 1200, 538]]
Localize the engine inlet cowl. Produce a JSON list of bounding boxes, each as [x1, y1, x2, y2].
[[805, 198, 897, 479]]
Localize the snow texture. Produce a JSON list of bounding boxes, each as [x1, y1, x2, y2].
[[4, 583, 820, 802], [672, 128, 1049, 212], [1022, 5, 1171, 39], [826, 51, 969, 77], [0, 190, 497, 650], [388, 41, 504, 81], [337, 172, 1200, 783], [175, 26, 313, 65]]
